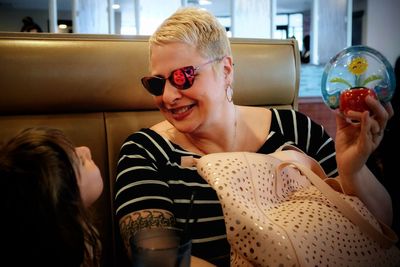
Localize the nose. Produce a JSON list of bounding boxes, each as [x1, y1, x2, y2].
[[75, 146, 92, 160], [161, 80, 182, 104]]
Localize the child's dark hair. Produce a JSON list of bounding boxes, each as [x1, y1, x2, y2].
[[0, 127, 101, 267]]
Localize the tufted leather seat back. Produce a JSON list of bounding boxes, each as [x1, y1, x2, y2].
[[0, 32, 299, 267]]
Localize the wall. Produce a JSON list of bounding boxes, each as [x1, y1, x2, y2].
[[77, 0, 108, 34], [365, 0, 400, 66], [232, 0, 272, 38], [314, 0, 349, 65]]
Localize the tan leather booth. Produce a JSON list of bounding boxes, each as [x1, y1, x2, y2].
[[0, 32, 300, 267]]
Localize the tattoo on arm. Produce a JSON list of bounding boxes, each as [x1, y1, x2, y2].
[[119, 210, 175, 256]]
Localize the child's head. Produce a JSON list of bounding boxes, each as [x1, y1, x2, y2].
[[0, 127, 103, 266]]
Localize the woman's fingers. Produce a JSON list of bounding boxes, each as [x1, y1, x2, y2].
[[343, 96, 391, 136], [365, 96, 391, 131]]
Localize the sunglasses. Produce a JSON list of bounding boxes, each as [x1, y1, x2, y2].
[[141, 58, 223, 96]]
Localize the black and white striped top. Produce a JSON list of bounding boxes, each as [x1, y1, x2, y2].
[[114, 108, 337, 266]]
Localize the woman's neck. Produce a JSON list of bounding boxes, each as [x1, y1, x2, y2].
[[185, 104, 238, 155]]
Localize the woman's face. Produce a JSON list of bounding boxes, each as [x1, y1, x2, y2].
[[150, 42, 233, 134], [172, 69, 186, 86], [75, 146, 103, 207]]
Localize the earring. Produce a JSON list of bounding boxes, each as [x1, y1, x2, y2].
[[226, 86, 233, 102]]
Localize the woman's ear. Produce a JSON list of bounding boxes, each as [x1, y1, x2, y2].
[[223, 56, 234, 84]]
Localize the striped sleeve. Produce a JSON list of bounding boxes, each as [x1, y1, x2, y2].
[[113, 129, 231, 265], [270, 108, 338, 177], [114, 130, 174, 221]]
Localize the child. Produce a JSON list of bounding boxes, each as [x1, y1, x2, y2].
[[0, 127, 103, 267]]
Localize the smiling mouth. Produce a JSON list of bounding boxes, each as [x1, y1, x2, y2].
[[170, 104, 195, 114]]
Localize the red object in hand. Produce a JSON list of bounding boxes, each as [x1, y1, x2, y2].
[[339, 87, 378, 113]]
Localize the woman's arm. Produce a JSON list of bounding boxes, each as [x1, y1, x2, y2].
[[338, 166, 392, 225], [119, 209, 175, 261], [191, 256, 216, 267], [334, 96, 394, 225], [119, 210, 216, 266]]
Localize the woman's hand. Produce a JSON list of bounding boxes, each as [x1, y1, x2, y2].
[[335, 95, 393, 179], [191, 256, 217, 267], [333, 96, 394, 224]]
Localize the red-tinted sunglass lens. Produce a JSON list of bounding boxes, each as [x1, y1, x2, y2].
[[170, 66, 195, 90], [182, 66, 195, 77], [141, 77, 166, 96]]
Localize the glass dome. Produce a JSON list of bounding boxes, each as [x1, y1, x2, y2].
[[321, 45, 396, 112]]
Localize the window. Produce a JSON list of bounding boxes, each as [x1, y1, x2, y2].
[[274, 13, 303, 50]]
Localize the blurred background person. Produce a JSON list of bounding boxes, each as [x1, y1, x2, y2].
[[21, 16, 43, 32]]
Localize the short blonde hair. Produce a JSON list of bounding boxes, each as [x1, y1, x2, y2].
[[149, 7, 232, 60]]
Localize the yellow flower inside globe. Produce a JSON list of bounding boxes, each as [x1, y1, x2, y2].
[[348, 57, 368, 75]]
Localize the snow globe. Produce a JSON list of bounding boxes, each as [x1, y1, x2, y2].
[[321, 45, 396, 114]]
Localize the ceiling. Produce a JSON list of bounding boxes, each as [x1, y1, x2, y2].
[[0, 0, 312, 14]]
